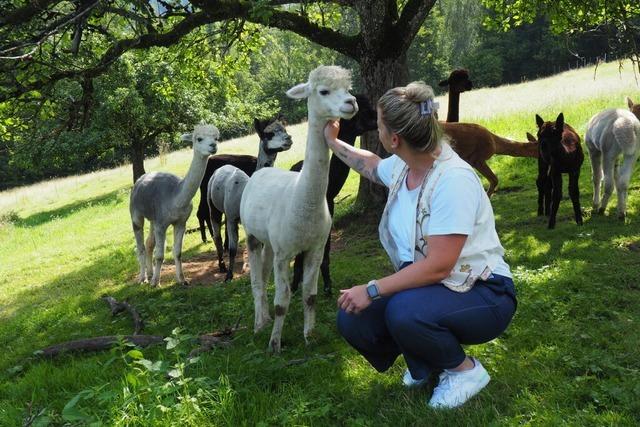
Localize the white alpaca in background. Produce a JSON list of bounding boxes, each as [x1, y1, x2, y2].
[[207, 117, 293, 282], [585, 97, 640, 220], [130, 124, 220, 286], [240, 66, 358, 352]]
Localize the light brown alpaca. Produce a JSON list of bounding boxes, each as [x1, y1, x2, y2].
[[437, 69, 537, 196], [441, 122, 538, 196]]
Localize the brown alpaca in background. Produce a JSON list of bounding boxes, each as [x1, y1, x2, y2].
[[438, 69, 538, 196]]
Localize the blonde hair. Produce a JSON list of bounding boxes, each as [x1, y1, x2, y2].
[[377, 81, 442, 153]]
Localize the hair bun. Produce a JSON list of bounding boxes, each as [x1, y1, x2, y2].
[[404, 81, 434, 103]]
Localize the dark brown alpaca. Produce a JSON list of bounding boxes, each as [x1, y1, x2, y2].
[[439, 69, 473, 123], [535, 113, 584, 229], [441, 122, 538, 196]]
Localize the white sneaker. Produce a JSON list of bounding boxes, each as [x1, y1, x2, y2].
[[402, 369, 427, 388], [428, 358, 490, 409]]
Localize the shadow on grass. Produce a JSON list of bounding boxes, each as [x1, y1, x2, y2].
[[11, 189, 126, 228]]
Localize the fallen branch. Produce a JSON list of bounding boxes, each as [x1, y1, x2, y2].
[[101, 295, 144, 335], [38, 335, 165, 358], [285, 352, 337, 367]]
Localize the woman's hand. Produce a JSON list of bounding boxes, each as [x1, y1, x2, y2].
[[324, 120, 340, 146], [337, 284, 371, 314]]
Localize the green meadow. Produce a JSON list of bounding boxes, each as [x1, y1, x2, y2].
[[1, 61, 639, 426]]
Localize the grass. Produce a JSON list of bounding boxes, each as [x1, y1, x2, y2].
[[1, 60, 640, 426]]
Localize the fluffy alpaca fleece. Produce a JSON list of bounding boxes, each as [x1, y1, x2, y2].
[[130, 124, 220, 286], [585, 98, 640, 220], [239, 65, 357, 353]]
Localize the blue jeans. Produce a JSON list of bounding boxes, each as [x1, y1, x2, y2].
[[336, 271, 517, 381]]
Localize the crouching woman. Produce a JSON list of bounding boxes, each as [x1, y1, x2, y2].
[[325, 81, 516, 409]]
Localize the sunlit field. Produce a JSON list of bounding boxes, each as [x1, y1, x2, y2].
[[1, 61, 639, 426]]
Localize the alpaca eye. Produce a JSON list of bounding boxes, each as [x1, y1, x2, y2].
[[197, 137, 203, 142], [319, 89, 330, 95]]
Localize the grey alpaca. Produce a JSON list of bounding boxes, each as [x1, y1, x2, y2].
[[207, 117, 293, 282], [130, 124, 220, 286], [585, 97, 640, 220]]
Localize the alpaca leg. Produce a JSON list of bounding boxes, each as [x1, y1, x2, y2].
[[291, 253, 303, 294], [131, 214, 147, 283], [268, 255, 293, 353], [224, 219, 240, 282], [320, 234, 332, 295], [474, 161, 499, 197], [548, 172, 563, 229], [588, 149, 603, 213], [209, 209, 226, 273], [536, 160, 549, 216], [247, 234, 271, 332], [301, 245, 323, 344], [150, 224, 167, 287], [145, 222, 155, 281], [172, 222, 188, 285], [599, 153, 616, 215], [568, 171, 583, 226], [198, 216, 208, 243], [615, 153, 640, 220]]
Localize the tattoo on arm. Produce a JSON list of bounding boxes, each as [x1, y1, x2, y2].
[[336, 145, 381, 185]]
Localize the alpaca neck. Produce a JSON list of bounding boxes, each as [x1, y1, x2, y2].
[[175, 151, 209, 208], [447, 90, 460, 122], [256, 142, 278, 170], [297, 116, 330, 208]]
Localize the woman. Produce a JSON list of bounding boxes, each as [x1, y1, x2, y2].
[[326, 81, 516, 409]]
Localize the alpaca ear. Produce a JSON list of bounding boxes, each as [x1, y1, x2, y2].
[[555, 113, 564, 130], [286, 82, 311, 99], [526, 132, 537, 143], [627, 97, 635, 109], [535, 114, 544, 128], [180, 133, 192, 142], [438, 79, 449, 87]]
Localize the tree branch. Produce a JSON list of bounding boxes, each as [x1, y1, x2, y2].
[[191, 0, 360, 58], [395, 0, 437, 53], [0, 0, 63, 27]]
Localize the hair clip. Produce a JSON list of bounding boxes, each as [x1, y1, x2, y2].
[[419, 99, 439, 117]]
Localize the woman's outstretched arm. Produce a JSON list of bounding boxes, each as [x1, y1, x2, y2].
[[324, 120, 383, 185]]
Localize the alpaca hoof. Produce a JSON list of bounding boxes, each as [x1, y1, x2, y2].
[[219, 262, 227, 273], [618, 213, 626, 221], [137, 275, 148, 284], [180, 280, 190, 287], [224, 272, 233, 282], [323, 286, 332, 296], [597, 207, 606, 215], [268, 339, 281, 354]]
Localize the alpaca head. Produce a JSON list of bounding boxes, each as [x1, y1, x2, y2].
[[254, 116, 293, 153], [438, 69, 473, 94], [286, 65, 358, 121], [181, 123, 220, 157], [339, 94, 378, 138], [627, 97, 640, 120]]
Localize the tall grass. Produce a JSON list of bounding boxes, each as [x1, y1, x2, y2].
[[0, 61, 639, 426]]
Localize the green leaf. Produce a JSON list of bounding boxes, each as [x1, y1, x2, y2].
[[127, 349, 144, 359]]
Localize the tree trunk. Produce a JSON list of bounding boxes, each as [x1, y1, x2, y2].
[[131, 139, 146, 183], [356, 53, 410, 209]]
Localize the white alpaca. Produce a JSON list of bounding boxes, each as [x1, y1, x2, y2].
[[207, 117, 293, 282], [585, 97, 640, 220], [130, 124, 220, 286], [240, 65, 358, 352]]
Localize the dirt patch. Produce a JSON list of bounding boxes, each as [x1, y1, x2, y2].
[[160, 249, 249, 286]]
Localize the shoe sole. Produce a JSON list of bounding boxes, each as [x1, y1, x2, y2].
[[428, 372, 491, 409]]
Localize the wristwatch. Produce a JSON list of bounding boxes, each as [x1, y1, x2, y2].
[[366, 280, 382, 300]]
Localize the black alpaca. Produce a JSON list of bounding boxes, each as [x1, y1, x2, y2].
[[290, 94, 378, 295], [535, 113, 584, 229], [196, 118, 282, 244]]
